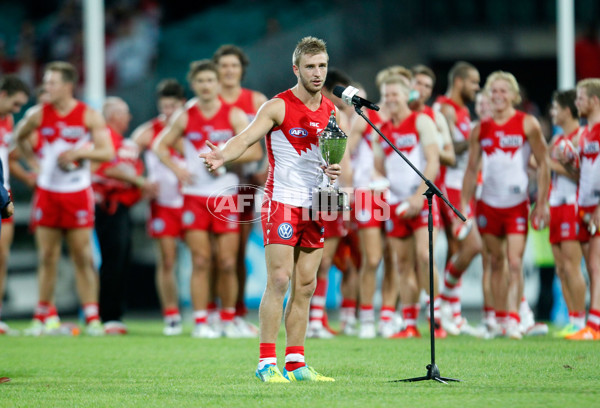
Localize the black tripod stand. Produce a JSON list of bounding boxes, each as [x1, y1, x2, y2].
[[355, 105, 463, 384]]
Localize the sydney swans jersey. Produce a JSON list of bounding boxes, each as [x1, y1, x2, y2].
[[144, 118, 184, 208], [182, 101, 238, 197], [0, 115, 13, 190], [549, 128, 579, 206], [578, 122, 600, 208], [37, 102, 92, 193], [381, 112, 426, 205], [264, 90, 335, 208], [220, 88, 257, 122], [353, 109, 380, 189], [435, 96, 471, 190], [479, 111, 531, 208]]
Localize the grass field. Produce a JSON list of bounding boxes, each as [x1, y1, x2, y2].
[[0, 320, 599, 408]]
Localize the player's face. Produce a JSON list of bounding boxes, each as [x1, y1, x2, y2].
[[550, 100, 569, 126], [412, 74, 433, 103], [575, 87, 592, 118], [475, 93, 491, 120], [294, 53, 328, 95], [217, 54, 243, 88], [191, 70, 219, 102], [489, 79, 515, 112], [461, 69, 481, 102], [0, 90, 28, 115], [382, 82, 407, 114], [111, 102, 132, 133], [158, 97, 183, 120], [43, 70, 71, 104]]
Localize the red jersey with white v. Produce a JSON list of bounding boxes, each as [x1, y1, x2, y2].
[[182, 102, 238, 197], [549, 128, 579, 207], [220, 88, 257, 121], [264, 89, 336, 208], [381, 112, 426, 204], [37, 101, 92, 193], [353, 109, 381, 189], [435, 96, 471, 190], [578, 122, 600, 208], [0, 115, 13, 190], [144, 118, 184, 208], [479, 110, 531, 208]]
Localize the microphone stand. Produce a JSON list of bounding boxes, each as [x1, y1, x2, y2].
[[354, 104, 464, 384]]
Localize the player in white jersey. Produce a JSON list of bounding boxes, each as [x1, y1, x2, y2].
[[132, 79, 186, 336], [16, 62, 114, 336]]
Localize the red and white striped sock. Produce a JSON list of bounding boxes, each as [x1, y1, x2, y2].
[[33, 301, 51, 323], [285, 346, 306, 372], [359, 304, 375, 324], [380, 306, 395, 324], [258, 343, 277, 370], [508, 312, 520, 327], [519, 297, 530, 316], [441, 260, 462, 301], [163, 307, 181, 324], [425, 296, 442, 321], [569, 310, 586, 329], [194, 310, 208, 325], [587, 309, 600, 331], [495, 311, 508, 328], [220, 307, 235, 323], [83, 303, 99, 324], [309, 278, 327, 328], [340, 298, 356, 323], [402, 304, 419, 329], [235, 301, 247, 318]]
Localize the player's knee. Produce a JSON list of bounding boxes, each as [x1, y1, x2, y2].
[[190, 251, 210, 271], [296, 276, 317, 299], [218, 256, 236, 276], [267, 271, 290, 295], [507, 256, 522, 273]]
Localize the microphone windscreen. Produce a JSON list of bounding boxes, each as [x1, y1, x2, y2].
[[332, 85, 345, 98]]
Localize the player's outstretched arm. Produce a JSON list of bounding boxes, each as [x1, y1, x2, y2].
[[461, 123, 482, 214]]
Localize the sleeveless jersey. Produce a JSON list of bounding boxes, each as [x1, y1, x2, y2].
[[37, 101, 91, 193], [264, 89, 336, 207], [182, 101, 238, 197], [478, 110, 531, 208], [143, 118, 184, 208], [220, 88, 257, 122], [549, 128, 579, 207], [435, 96, 471, 190], [578, 122, 600, 208], [0, 115, 13, 190], [381, 112, 427, 205], [352, 109, 381, 189]]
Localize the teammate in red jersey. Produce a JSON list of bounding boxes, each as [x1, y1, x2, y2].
[[202, 37, 339, 382], [155, 60, 259, 338], [213, 45, 267, 336], [462, 71, 550, 339], [132, 79, 186, 336], [16, 61, 114, 336], [567, 78, 600, 340], [0, 75, 28, 335]]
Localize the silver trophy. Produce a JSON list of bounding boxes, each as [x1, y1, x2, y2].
[[312, 111, 350, 213]]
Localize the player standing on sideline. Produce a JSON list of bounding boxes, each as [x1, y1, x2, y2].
[[213, 45, 267, 336], [154, 60, 258, 338], [0, 75, 27, 335], [16, 61, 114, 336], [132, 79, 186, 336], [201, 37, 339, 382], [567, 78, 600, 340], [542, 90, 587, 338], [92, 97, 153, 335], [462, 71, 550, 339]]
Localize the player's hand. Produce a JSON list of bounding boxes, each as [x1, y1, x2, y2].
[[530, 202, 550, 230], [591, 205, 600, 232], [57, 149, 81, 170], [199, 141, 225, 173], [323, 163, 341, 182], [404, 194, 423, 218], [174, 167, 194, 185], [140, 179, 159, 200], [1, 201, 14, 219]]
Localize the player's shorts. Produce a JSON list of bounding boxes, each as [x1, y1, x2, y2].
[[578, 204, 600, 243], [31, 187, 95, 230], [475, 200, 529, 237], [148, 202, 183, 238], [439, 187, 474, 227], [386, 198, 440, 239], [322, 211, 347, 239], [182, 194, 240, 234], [352, 189, 388, 229], [332, 228, 361, 272], [549, 203, 579, 244], [261, 200, 324, 248]]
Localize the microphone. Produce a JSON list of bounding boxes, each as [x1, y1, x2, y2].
[[333, 85, 380, 111]]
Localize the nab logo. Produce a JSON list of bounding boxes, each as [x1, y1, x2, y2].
[[289, 128, 308, 138], [277, 223, 293, 240]]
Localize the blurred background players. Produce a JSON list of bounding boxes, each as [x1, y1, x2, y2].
[[16, 61, 114, 336], [132, 79, 186, 336]]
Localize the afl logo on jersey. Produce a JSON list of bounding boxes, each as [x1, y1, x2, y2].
[[289, 128, 308, 138], [277, 223, 293, 240]]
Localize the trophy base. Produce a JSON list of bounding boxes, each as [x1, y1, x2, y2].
[[311, 188, 350, 219]]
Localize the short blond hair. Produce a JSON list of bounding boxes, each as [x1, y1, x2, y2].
[[381, 74, 411, 96], [375, 65, 412, 88], [577, 78, 600, 100], [484, 71, 521, 105], [292, 36, 328, 67]]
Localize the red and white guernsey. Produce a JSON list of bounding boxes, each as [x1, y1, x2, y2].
[[478, 111, 531, 208], [381, 112, 426, 205], [0, 115, 13, 191], [182, 101, 238, 197], [578, 122, 600, 208], [145, 118, 184, 208], [435, 96, 471, 190], [37, 101, 92, 193], [549, 128, 579, 207], [352, 109, 381, 189], [220, 88, 257, 122], [264, 90, 336, 207]]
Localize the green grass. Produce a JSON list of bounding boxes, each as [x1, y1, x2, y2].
[[0, 320, 599, 408]]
